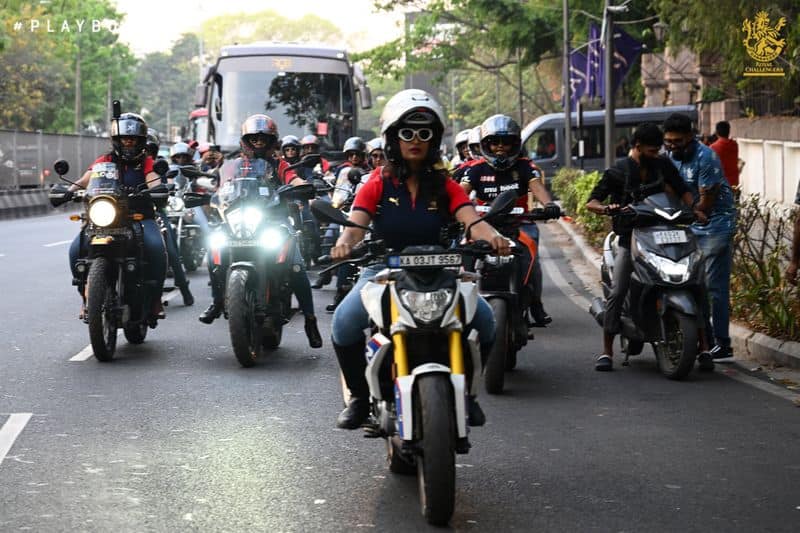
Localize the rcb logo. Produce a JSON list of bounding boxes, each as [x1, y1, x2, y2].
[[742, 11, 787, 76]]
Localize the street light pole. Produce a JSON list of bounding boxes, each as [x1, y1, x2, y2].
[[562, 0, 572, 169], [603, 0, 615, 169]]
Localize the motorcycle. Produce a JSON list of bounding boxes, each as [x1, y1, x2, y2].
[[189, 157, 315, 367], [163, 164, 216, 272], [588, 192, 706, 380], [310, 190, 517, 526], [49, 158, 170, 362], [474, 205, 562, 394]]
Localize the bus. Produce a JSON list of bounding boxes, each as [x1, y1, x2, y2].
[[521, 105, 698, 184], [194, 42, 372, 156], [188, 108, 208, 144]]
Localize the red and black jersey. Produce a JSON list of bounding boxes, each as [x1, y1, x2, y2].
[[462, 158, 542, 210], [452, 157, 483, 182]]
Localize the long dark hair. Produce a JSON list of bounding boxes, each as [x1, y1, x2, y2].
[[383, 126, 451, 217]]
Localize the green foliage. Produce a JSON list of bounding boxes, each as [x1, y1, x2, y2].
[[730, 194, 800, 341], [551, 168, 610, 248]]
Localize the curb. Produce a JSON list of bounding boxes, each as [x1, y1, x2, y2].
[[0, 189, 49, 219], [556, 218, 800, 370]]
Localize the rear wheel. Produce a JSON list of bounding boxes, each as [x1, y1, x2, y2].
[[227, 269, 261, 367], [86, 257, 117, 362], [654, 309, 698, 380], [415, 375, 456, 526], [621, 335, 644, 356], [123, 322, 147, 344], [484, 299, 508, 394]]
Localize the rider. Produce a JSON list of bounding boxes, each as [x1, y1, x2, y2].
[[452, 125, 483, 182], [330, 89, 511, 430], [280, 135, 302, 165], [198, 143, 223, 173], [199, 114, 323, 349], [300, 134, 331, 174], [66, 112, 168, 319], [585, 122, 709, 371], [366, 137, 387, 170], [450, 128, 472, 167], [461, 114, 560, 327]]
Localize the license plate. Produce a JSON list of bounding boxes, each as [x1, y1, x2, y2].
[[229, 239, 257, 247], [653, 230, 688, 245], [88, 227, 130, 237], [388, 253, 462, 268]]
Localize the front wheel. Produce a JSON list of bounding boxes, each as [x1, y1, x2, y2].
[[484, 299, 508, 394], [227, 269, 261, 367], [261, 317, 283, 349], [654, 309, 698, 380], [415, 375, 456, 526], [123, 322, 147, 344], [86, 257, 117, 362]]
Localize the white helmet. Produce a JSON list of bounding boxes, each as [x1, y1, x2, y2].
[[169, 142, 193, 160], [467, 126, 482, 158], [379, 89, 445, 136], [366, 137, 383, 154], [454, 129, 471, 150]]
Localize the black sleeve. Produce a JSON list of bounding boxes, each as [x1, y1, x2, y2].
[[659, 158, 690, 197], [516, 162, 534, 197], [588, 170, 614, 203]]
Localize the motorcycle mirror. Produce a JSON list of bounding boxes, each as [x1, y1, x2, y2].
[[54, 159, 69, 176], [183, 192, 211, 208], [286, 153, 321, 171], [310, 199, 369, 230], [280, 183, 315, 202], [152, 159, 169, 177]]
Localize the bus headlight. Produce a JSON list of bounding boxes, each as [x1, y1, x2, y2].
[[88, 199, 117, 227], [399, 288, 454, 323]]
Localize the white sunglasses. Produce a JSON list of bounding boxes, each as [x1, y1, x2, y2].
[[397, 127, 434, 142]]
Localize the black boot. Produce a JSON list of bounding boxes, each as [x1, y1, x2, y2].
[[326, 285, 350, 313], [304, 315, 323, 348], [334, 339, 370, 429], [311, 270, 332, 289], [467, 396, 486, 427], [179, 283, 194, 306], [199, 301, 223, 324]]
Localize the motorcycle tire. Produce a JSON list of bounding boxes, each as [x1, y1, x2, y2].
[[415, 374, 456, 526], [227, 269, 261, 367], [181, 245, 198, 272], [621, 335, 644, 356], [86, 257, 117, 362], [654, 309, 698, 380], [387, 435, 415, 475], [123, 322, 147, 344], [484, 299, 508, 395], [261, 317, 283, 349]]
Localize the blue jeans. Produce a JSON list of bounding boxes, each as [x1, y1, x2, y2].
[[697, 232, 733, 348], [331, 265, 496, 350], [69, 218, 166, 291]]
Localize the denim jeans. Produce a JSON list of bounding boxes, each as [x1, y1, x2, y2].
[[697, 232, 734, 348], [331, 265, 496, 350]]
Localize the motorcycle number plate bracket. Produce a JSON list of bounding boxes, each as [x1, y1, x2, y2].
[[387, 253, 462, 268], [653, 230, 688, 245], [229, 239, 257, 247]]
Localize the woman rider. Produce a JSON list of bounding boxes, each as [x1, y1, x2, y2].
[[329, 89, 511, 430], [66, 112, 167, 319]]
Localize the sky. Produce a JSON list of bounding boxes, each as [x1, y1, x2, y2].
[[113, 0, 405, 57]]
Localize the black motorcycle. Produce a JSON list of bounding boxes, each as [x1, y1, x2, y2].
[[49, 159, 170, 362], [588, 192, 706, 379], [163, 164, 216, 271], [475, 203, 562, 394], [192, 157, 315, 367]]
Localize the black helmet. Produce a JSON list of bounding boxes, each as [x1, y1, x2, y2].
[[145, 128, 160, 158], [342, 136, 367, 156], [240, 113, 279, 158], [110, 112, 148, 163], [479, 114, 521, 171]]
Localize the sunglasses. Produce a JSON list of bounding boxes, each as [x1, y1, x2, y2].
[[486, 136, 516, 147], [397, 127, 434, 142]]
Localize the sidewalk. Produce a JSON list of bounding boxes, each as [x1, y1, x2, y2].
[[554, 217, 800, 372]]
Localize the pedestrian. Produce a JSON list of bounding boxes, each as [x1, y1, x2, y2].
[[710, 121, 740, 188], [664, 113, 737, 361], [787, 179, 800, 285]]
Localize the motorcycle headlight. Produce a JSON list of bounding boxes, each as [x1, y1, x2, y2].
[[88, 199, 117, 227], [208, 230, 227, 250], [226, 207, 263, 237], [168, 196, 185, 212], [399, 288, 454, 323], [259, 227, 286, 250], [642, 251, 692, 284]]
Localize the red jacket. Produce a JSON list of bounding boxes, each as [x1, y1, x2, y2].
[[710, 137, 739, 187]]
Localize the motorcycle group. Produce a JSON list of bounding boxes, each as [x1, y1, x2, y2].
[[48, 90, 723, 526]]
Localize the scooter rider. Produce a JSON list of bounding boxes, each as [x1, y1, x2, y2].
[[461, 114, 559, 327], [330, 89, 511, 430], [198, 114, 323, 349], [66, 112, 168, 319], [450, 128, 471, 167], [585, 123, 709, 371]]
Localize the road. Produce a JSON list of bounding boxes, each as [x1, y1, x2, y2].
[[0, 213, 798, 532]]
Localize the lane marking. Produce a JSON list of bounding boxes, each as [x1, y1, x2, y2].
[[720, 367, 800, 404], [0, 413, 32, 466], [69, 345, 94, 362], [164, 289, 181, 302], [43, 240, 72, 248], [538, 243, 592, 311]]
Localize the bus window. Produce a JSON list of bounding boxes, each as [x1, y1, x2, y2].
[[529, 129, 556, 160]]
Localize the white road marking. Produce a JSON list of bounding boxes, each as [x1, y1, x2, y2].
[[43, 240, 72, 248], [538, 243, 592, 311], [0, 413, 32, 466], [720, 366, 800, 404], [163, 289, 181, 302], [69, 345, 94, 362]]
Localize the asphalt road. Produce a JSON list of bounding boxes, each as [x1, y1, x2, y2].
[[1, 213, 798, 532]]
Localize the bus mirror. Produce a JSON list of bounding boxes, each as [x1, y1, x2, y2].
[[194, 84, 207, 108], [359, 85, 372, 110]]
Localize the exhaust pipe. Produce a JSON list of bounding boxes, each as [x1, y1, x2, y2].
[[589, 297, 606, 327]]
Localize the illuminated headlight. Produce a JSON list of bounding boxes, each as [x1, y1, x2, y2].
[[88, 199, 117, 227], [208, 231, 227, 250], [399, 288, 454, 323], [168, 196, 185, 212], [226, 207, 263, 237], [259, 227, 286, 249], [642, 251, 692, 284]]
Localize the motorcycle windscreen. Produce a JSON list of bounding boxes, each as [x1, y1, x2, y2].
[[86, 162, 120, 197], [331, 168, 352, 207], [214, 159, 276, 210]]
